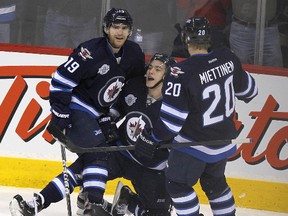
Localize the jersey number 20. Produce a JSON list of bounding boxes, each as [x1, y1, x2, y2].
[[203, 76, 235, 126]]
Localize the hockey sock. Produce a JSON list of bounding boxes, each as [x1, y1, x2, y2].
[[166, 180, 200, 216], [82, 165, 108, 204], [40, 167, 79, 208], [209, 187, 236, 216]]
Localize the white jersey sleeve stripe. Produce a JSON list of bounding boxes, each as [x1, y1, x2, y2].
[[246, 84, 258, 98], [161, 117, 183, 134], [235, 71, 252, 96], [161, 102, 189, 121], [174, 134, 236, 155], [71, 96, 102, 118], [49, 85, 72, 93], [53, 70, 78, 88]]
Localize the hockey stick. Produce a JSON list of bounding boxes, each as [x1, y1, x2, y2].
[[47, 124, 252, 154], [60, 143, 72, 216], [52, 128, 72, 216]]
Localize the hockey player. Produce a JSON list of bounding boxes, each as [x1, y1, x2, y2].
[[76, 53, 176, 216], [110, 53, 176, 216], [135, 17, 258, 216], [9, 8, 145, 216]]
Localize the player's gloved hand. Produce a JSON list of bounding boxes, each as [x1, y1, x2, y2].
[[49, 108, 71, 131], [135, 128, 158, 159], [98, 115, 119, 143]]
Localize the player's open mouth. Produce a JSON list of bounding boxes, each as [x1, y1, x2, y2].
[[147, 77, 154, 81], [115, 36, 124, 40]]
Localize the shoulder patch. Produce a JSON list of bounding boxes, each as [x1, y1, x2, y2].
[[170, 66, 185, 78], [79, 47, 93, 60], [125, 94, 137, 106], [98, 64, 110, 75]]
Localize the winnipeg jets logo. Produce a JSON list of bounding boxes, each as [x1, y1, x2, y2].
[[104, 79, 124, 102], [125, 112, 152, 146], [98, 76, 125, 107], [125, 94, 137, 106], [79, 47, 93, 60], [170, 66, 184, 78], [127, 115, 145, 141], [98, 64, 110, 75]]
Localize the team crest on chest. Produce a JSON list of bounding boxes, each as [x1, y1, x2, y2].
[[105, 79, 123, 101], [98, 76, 125, 106], [125, 112, 153, 144], [98, 64, 110, 75], [127, 115, 145, 142], [125, 94, 137, 106]]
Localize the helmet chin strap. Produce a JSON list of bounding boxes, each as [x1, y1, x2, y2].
[[148, 79, 163, 89]]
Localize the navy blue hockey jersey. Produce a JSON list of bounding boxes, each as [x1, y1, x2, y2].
[[113, 76, 169, 170], [153, 47, 258, 163], [49, 37, 145, 118]]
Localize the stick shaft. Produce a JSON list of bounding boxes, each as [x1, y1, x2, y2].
[[47, 124, 251, 153], [68, 138, 252, 153], [60, 144, 72, 216]]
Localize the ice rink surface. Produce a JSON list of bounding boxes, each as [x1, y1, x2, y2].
[[1, 186, 287, 216]]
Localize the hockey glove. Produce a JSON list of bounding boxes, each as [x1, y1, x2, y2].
[[98, 115, 119, 143], [49, 108, 71, 132], [135, 128, 158, 159]]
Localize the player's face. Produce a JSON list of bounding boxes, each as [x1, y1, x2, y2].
[[107, 23, 130, 52], [146, 60, 166, 88]]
